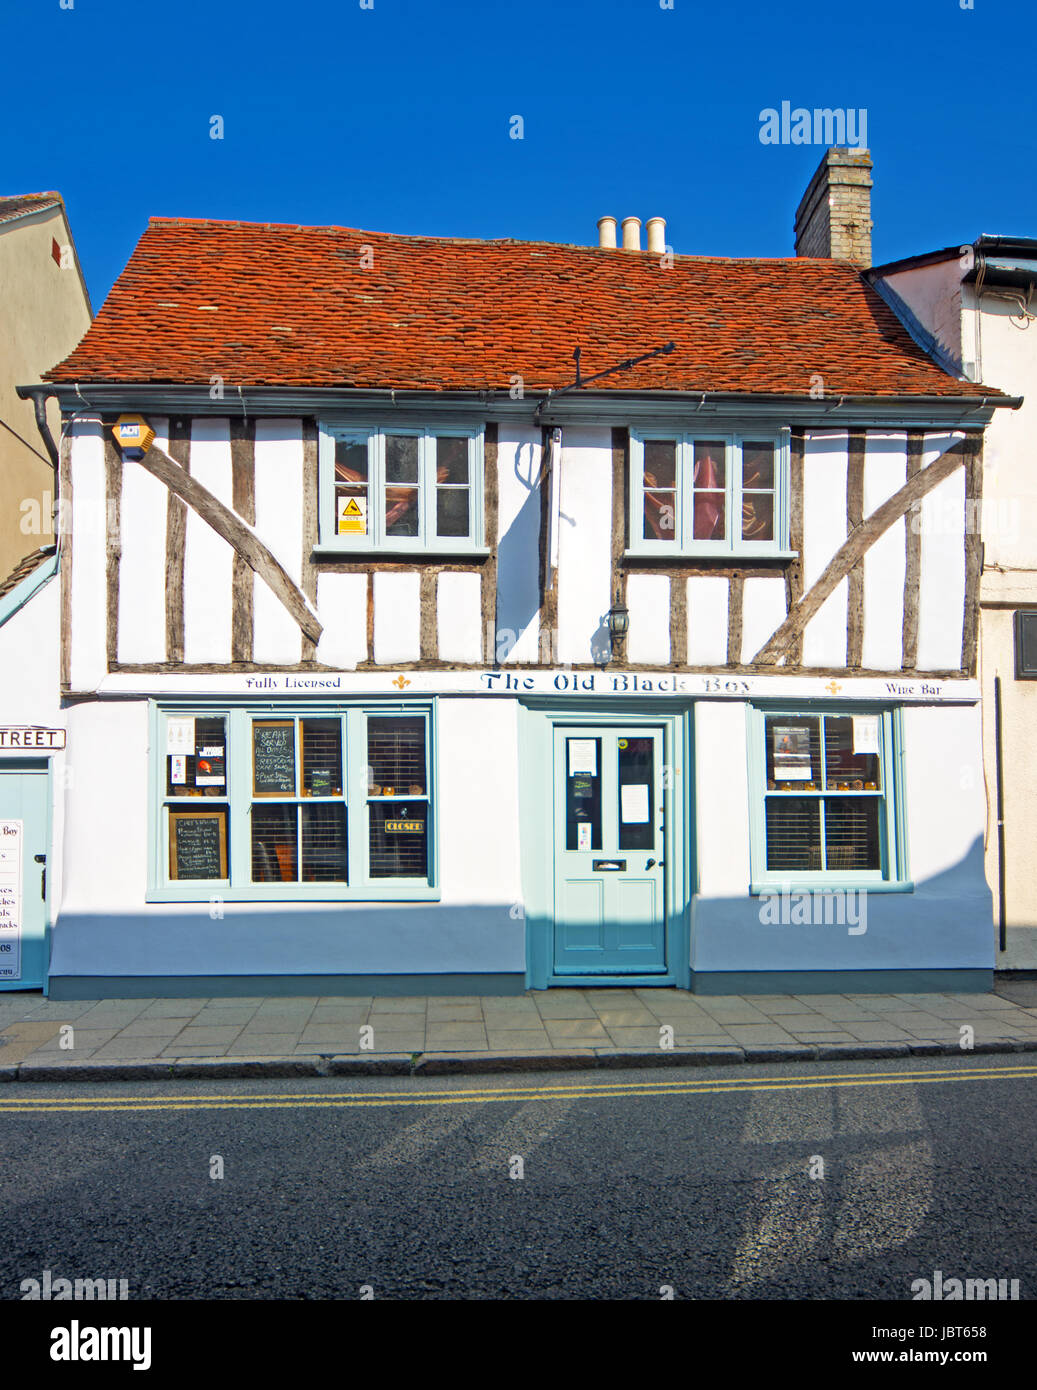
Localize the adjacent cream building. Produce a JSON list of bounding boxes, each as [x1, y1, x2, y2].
[[870, 237, 1037, 967], [0, 193, 92, 580]]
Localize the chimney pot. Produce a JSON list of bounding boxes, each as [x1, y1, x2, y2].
[[597, 215, 617, 249], [646, 216, 666, 255], [620, 216, 642, 251]]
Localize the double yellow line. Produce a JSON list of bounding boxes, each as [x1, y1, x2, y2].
[[0, 1062, 1034, 1114]]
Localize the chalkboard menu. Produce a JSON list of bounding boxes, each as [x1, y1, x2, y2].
[[169, 810, 227, 881], [253, 721, 296, 796]]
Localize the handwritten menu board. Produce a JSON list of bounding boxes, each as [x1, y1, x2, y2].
[[0, 820, 23, 980], [253, 721, 296, 796], [169, 811, 227, 881]]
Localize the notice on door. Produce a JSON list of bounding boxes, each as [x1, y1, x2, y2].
[[620, 784, 650, 824], [0, 820, 23, 981]]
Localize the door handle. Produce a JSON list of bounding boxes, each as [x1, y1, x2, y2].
[[645, 858, 656, 870]]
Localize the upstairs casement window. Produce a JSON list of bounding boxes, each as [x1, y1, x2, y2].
[[152, 706, 435, 900], [629, 430, 790, 557], [318, 425, 484, 553]]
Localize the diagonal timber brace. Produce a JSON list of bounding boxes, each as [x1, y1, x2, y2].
[[752, 436, 975, 667], [136, 439, 322, 646]]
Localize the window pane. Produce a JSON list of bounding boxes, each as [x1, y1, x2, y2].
[[335, 439, 369, 537], [742, 492, 773, 541], [369, 802, 427, 877], [385, 436, 420, 537], [644, 440, 677, 490], [824, 796, 881, 870], [766, 796, 822, 871], [437, 487, 470, 538], [253, 720, 296, 797], [167, 716, 227, 797], [822, 716, 882, 790], [618, 737, 654, 851], [693, 491, 725, 541], [565, 737, 601, 851], [435, 436, 469, 485], [252, 804, 298, 882], [335, 438, 369, 484], [302, 804, 348, 882], [766, 716, 821, 789], [368, 717, 426, 794], [693, 441, 725, 488], [302, 719, 342, 796], [743, 443, 774, 490], [385, 435, 419, 483]]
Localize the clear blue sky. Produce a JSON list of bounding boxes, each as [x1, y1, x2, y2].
[[5, 0, 1033, 308]]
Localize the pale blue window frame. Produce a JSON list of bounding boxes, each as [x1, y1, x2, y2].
[[317, 423, 485, 554], [628, 427, 792, 557], [147, 701, 439, 902], [747, 704, 911, 892]]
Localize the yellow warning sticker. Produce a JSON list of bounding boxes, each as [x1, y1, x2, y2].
[[338, 495, 367, 535]]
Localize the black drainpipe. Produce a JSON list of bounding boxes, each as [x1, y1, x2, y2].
[[15, 384, 60, 471], [993, 675, 1007, 953]]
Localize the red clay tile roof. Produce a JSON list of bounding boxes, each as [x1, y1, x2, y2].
[[45, 216, 996, 397]]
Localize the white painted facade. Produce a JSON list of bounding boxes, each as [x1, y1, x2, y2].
[[2, 405, 998, 997]]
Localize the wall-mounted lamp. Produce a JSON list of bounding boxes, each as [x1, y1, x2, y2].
[[606, 595, 629, 657]]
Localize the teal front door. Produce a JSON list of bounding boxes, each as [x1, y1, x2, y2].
[[0, 765, 49, 990], [552, 726, 666, 976]]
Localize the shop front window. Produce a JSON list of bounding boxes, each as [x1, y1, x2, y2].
[[155, 707, 433, 898], [752, 708, 904, 884]]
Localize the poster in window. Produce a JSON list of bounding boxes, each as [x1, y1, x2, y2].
[[773, 726, 812, 780], [337, 495, 367, 535], [195, 744, 226, 787], [852, 715, 880, 756], [568, 740, 597, 775]]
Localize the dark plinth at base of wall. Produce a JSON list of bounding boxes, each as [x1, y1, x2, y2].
[[691, 969, 994, 995], [46, 973, 528, 1001]]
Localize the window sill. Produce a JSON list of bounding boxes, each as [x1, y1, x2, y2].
[[147, 887, 440, 904], [623, 549, 798, 564], [312, 545, 490, 561], [749, 880, 914, 895]]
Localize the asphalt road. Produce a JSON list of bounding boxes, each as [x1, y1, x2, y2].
[[1, 1055, 1034, 1300]]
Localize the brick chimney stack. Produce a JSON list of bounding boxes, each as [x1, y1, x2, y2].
[[794, 147, 873, 266]]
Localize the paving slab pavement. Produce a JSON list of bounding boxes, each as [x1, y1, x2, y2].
[[2, 983, 1037, 1080]]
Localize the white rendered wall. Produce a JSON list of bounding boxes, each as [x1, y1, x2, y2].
[[862, 432, 906, 670], [315, 572, 367, 669], [495, 426, 542, 663], [49, 696, 524, 980], [118, 416, 168, 665], [801, 431, 848, 667], [252, 419, 303, 664], [556, 427, 612, 665], [0, 578, 67, 910], [373, 571, 420, 664], [68, 418, 107, 693], [687, 576, 728, 665], [184, 418, 234, 664], [626, 575, 670, 665], [741, 577, 786, 665], [437, 571, 482, 663], [916, 434, 966, 670]]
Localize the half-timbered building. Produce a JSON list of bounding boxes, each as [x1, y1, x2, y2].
[[5, 153, 1020, 998]]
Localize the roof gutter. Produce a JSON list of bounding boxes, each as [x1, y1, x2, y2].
[[31, 381, 1021, 430]]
